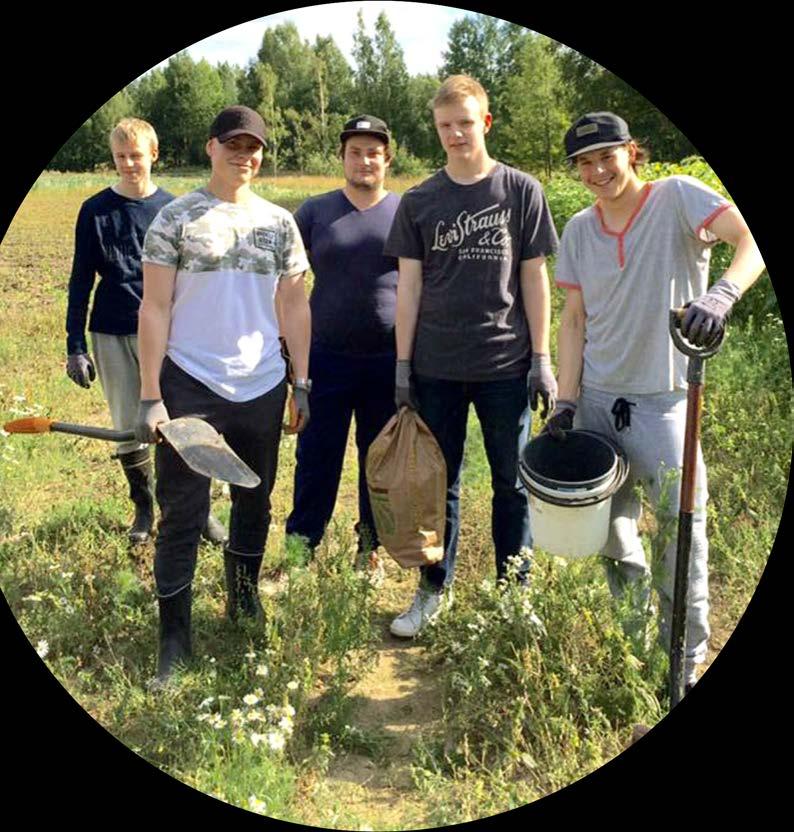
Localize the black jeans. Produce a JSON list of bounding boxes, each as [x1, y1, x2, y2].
[[154, 358, 286, 597]]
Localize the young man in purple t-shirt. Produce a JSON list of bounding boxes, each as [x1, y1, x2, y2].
[[285, 115, 400, 574], [384, 76, 559, 637]]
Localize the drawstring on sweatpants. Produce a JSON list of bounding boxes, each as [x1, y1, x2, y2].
[[611, 397, 637, 431]]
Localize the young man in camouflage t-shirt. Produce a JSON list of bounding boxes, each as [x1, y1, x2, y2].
[[138, 106, 312, 682]]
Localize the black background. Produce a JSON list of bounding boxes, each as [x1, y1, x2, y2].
[[1, 3, 788, 827]]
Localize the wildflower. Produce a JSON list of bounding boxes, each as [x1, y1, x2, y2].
[[266, 731, 286, 752], [243, 693, 260, 706], [246, 710, 264, 723], [248, 796, 268, 815], [36, 639, 49, 659], [255, 664, 269, 678], [284, 704, 296, 717], [244, 651, 257, 660], [199, 697, 215, 709], [278, 716, 294, 734], [286, 680, 299, 692]]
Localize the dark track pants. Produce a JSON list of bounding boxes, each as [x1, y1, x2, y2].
[[154, 358, 286, 597], [286, 346, 396, 553]]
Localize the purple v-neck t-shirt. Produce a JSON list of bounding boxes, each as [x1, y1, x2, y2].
[[295, 189, 400, 356]]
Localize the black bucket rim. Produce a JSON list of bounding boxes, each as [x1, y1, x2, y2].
[[519, 430, 629, 507]]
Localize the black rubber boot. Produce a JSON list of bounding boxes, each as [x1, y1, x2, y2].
[[118, 449, 155, 545], [156, 585, 193, 682], [202, 512, 228, 546], [224, 550, 265, 623]]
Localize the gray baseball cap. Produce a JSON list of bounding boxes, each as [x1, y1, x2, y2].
[[565, 112, 631, 159]]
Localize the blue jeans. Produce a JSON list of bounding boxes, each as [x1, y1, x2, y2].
[[414, 374, 532, 590], [286, 346, 396, 553]]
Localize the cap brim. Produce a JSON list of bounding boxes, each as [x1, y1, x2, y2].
[[216, 129, 266, 146], [567, 139, 629, 159], [340, 130, 390, 144]]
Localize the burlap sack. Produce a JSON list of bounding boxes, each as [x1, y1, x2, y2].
[[365, 408, 447, 568]]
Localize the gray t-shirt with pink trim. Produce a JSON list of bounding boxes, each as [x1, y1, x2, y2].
[[555, 175, 731, 394]]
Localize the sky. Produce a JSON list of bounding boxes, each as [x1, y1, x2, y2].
[[148, 3, 485, 77]]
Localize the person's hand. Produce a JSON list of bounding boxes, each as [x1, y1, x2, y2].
[[528, 353, 558, 419], [293, 385, 311, 433], [681, 278, 741, 348], [395, 359, 417, 410], [66, 352, 96, 389], [542, 400, 576, 441], [135, 399, 170, 444]]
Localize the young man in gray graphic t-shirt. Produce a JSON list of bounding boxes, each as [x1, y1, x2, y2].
[[384, 75, 559, 638]]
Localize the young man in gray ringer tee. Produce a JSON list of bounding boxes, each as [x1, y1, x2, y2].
[[547, 112, 766, 692], [136, 106, 312, 683]]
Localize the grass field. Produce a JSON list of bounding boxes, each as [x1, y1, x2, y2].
[[0, 169, 790, 828]]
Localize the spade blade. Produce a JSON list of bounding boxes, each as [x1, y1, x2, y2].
[[157, 417, 261, 489]]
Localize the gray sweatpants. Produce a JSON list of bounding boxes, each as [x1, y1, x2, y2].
[[575, 385, 709, 684], [91, 332, 147, 455]]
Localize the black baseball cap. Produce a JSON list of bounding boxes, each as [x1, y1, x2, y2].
[[565, 112, 632, 159], [209, 106, 266, 146], [340, 114, 391, 145]]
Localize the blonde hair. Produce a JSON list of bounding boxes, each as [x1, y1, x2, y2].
[[109, 118, 159, 154], [432, 75, 489, 116]]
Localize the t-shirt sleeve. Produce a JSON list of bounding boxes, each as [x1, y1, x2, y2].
[[520, 181, 560, 261], [293, 199, 312, 253], [279, 213, 310, 278], [383, 195, 424, 260], [142, 206, 181, 267], [554, 223, 582, 291], [65, 200, 98, 354], [674, 175, 732, 245]]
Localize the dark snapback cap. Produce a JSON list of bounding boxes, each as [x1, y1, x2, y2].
[[340, 114, 391, 145], [565, 112, 631, 158], [209, 106, 266, 146]]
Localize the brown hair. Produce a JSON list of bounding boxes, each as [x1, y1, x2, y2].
[[432, 74, 489, 116], [109, 118, 159, 154]]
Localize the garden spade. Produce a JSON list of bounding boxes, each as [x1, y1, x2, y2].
[[668, 308, 724, 708], [3, 415, 261, 488]]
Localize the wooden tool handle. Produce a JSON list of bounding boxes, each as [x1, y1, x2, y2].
[[3, 417, 54, 433]]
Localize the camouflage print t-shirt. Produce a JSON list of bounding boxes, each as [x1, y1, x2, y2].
[[143, 188, 308, 402]]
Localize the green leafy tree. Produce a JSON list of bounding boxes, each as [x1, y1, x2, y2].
[[257, 22, 316, 113], [501, 35, 570, 177], [554, 46, 695, 161], [351, 11, 414, 154], [240, 61, 287, 175], [440, 13, 528, 157], [49, 89, 133, 170], [150, 53, 226, 166]]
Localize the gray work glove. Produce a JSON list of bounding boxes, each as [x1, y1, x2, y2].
[[528, 353, 558, 420], [681, 278, 741, 348], [395, 359, 417, 410], [293, 386, 311, 433], [66, 352, 96, 389], [541, 400, 577, 441], [135, 399, 170, 444]]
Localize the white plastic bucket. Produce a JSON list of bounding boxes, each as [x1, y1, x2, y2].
[[518, 430, 629, 559]]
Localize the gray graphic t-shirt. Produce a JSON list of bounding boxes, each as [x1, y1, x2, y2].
[[142, 188, 308, 402], [384, 163, 559, 381]]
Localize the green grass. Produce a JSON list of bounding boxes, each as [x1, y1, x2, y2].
[[0, 169, 790, 827]]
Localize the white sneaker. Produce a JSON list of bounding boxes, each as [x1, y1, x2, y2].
[[390, 586, 444, 638]]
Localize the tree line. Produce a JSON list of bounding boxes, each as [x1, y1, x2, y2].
[[50, 11, 696, 177]]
